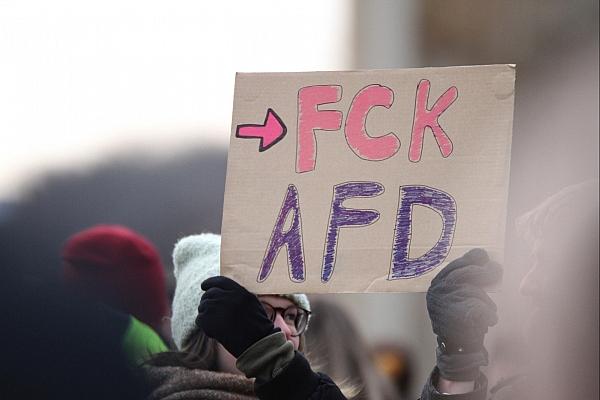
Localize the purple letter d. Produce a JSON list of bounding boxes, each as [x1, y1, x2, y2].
[[389, 185, 456, 279]]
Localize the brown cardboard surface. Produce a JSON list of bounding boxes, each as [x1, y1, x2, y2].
[[221, 65, 515, 293]]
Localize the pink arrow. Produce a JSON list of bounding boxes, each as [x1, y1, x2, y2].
[[236, 108, 287, 152]]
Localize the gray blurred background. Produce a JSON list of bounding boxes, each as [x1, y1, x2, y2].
[[1, 1, 598, 397]]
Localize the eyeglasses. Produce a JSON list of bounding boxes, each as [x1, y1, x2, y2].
[[260, 302, 310, 337]]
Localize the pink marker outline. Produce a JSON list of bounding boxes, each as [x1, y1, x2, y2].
[[409, 79, 458, 162]]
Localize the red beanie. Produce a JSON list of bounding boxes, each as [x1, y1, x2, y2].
[[62, 225, 169, 332]]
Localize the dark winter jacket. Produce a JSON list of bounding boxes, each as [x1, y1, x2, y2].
[[419, 368, 527, 400], [144, 351, 346, 400], [237, 331, 347, 400], [255, 352, 347, 400]]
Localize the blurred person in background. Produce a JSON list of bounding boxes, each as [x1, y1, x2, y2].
[[62, 224, 170, 364], [0, 267, 149, 399], [419, 180, 599, 399], [145, 233, 347, 400], [305, 298, 400, 400], [371, 343, 415, 398]]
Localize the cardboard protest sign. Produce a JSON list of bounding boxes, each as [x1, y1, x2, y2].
[[221, 65, 515, 293]]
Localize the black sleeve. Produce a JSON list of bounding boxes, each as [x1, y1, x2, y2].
[[255, 352, 347, 400], [419, 367, 488, 400]]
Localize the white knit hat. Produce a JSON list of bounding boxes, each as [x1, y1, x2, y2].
[[170, 233, 311, 350]]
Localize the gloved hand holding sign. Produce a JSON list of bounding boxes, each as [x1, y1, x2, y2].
[[426, 248, 503, 382]]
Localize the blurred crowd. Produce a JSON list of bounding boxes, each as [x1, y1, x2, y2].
[[0, 179, 597, 399], [0, 222, 414, 399], [0, 1, 597, 399]]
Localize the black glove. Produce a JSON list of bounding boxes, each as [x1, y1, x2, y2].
[[426, 248, 502, 381], [196, 276, 278, 358]]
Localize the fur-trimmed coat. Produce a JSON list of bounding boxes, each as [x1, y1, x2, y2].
[[144, 365, 256, 400], [144, 353, 346, 400]]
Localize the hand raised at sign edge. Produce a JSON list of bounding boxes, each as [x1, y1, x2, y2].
[[196, 276, 278, 358], [426, 248, 503, 381]]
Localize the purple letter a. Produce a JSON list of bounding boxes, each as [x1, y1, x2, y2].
[[258, 184, 306, 283]]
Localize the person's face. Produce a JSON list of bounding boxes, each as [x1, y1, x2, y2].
[[258, 295, 301, 351], [519, 242, 547, 304], [518, 239, 598, 400], [519, 241, 552, 346], [518, 227, 595, 367], [519, 234, 585, 314]]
